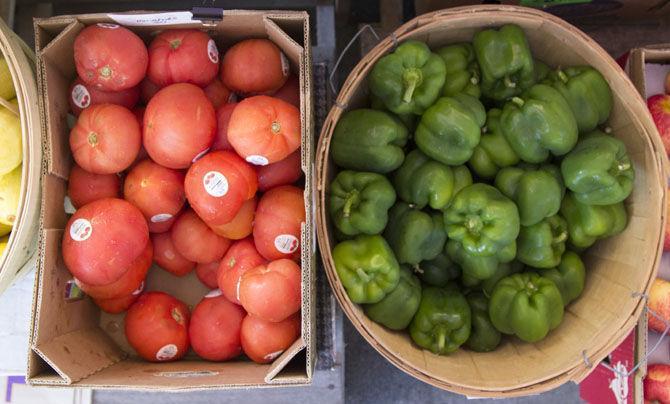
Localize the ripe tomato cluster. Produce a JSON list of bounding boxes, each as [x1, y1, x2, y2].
[[62, 23, 304, 364]]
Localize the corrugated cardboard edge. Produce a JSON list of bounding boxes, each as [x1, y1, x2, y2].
[[28, 10, 315, 389], [628, 45, 670, 404], [316, 5, 667, 398], [0, 16, 43, 294]]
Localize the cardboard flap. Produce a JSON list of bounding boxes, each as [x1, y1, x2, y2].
[[33, 327, 125, 384], [34, 229, 99, 346], [265, 336, 306, 383]]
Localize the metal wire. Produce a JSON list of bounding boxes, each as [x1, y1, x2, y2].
[[328, 24, 381, 96]]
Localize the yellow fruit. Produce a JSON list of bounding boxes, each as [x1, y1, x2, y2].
[[0, 98, 21, 175], [0, 164, 21, 227], [0, 235, 8, 258], [0, 222, 10, 237], [0, 57, 15, 101]]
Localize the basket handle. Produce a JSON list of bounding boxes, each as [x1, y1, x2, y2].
[[328, 24, 380, 95]]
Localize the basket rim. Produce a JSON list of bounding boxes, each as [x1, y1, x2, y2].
[[316, 4, 667, 397]]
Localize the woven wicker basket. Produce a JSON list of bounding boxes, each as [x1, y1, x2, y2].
[[316, 5, 667, 397], [0, 18, 42, 295]]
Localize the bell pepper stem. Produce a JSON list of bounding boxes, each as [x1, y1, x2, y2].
[[437, 328, 446, 352], [503, 76, 516, 89], [511, 97, 525, 107], [554, 231, 568, 244], [402, 68, 422, 103], [342, 190, 360, 219], [617, 162, 631, 172], [356, 267, 371, 283], [557, 70, 569, 84], [413, 264, 423, 274]]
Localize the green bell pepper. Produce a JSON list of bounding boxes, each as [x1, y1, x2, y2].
[[465, 292, 502, 352], [560, 132, 634, 205], [560, 192, 628, 249], [517, 215, 568, 269], [415, 94, 486, 166], [409, 285, 471, 355], [329, 170, 396, 236], [547, 66, 612, 133], [369, 40, 447, 115], [468, 108, 520, 180], [331, 109, 408, 173], [452, 165, 474, 198], [384, 202, 447, 265], [494, 164, 564, 226], [534, 59, 550, 82], [332, 235, 400, 304], [481, 261, 524, 297], [535, 251, 585, 306], [365, 266, 422, 330], [436, 43, 481, 98], [370, 93, 417, 131], [447, 239, 516, 282], [473, 24, 535, 101], [501, 84, 578, 163], [489, 272, 564, 342], [415, 251, 461, 287], [394, 150, 456, 210], [444, 183, 520, 256]]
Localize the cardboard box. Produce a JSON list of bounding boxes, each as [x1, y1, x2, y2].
[[27, 10, 316, 390]]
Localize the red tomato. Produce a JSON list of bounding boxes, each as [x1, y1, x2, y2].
[[241, 313, 300, 364], [171, 209, 230, 264], [152, 231, 195, 277], [184, 151, 257, 225], [68, 77, 139, 116], [140, 77, 162, 104], [188, 291, 246, 361], [70, 104, 141, 174], [124, 160, 186, 233], [63, 198, 149, 286], [195, 261, 220, 289], [217, 238, 266, 305], [204, 78, 233, 109], [144, 83, 216, 169], [257, 150, 302, 192], [76, 240, 152, 299], [227, 96, 301, 165], [207, 197, 256, 240], [238, 259, 301, 322], [148, 29, 219, 87], [74, 24, 148, 91], [253, 185, 304, 261], [221, 39, 288, 94], [125, 292, 190, 362], [273, 74, 300, 107], [93, 285, 142, 314], [68, 163, 121, 208], [211, 103, 237, 152]]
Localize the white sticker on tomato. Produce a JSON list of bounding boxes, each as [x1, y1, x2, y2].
[[164, 249, 176, 260], [274, 234, 299, 254], [263, 350, 284, 362], [97, 23, 120, 29], [228, 93, 238, 103], [192, 148, 210, 163], [151, 213, 173, 223], [280, 52, 290, 77], [246, 155, 269, 166], [203, 171, 228, 197], [71, 84, 91, 109], [156, 344, 178, 361], [132, 281, 145, 296], [207, 39, 219, 64], [70, 218, 93, 242], [205, 289, 223, 298]]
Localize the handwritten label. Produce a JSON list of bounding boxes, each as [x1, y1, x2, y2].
[[107, 12, 200, 27]]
